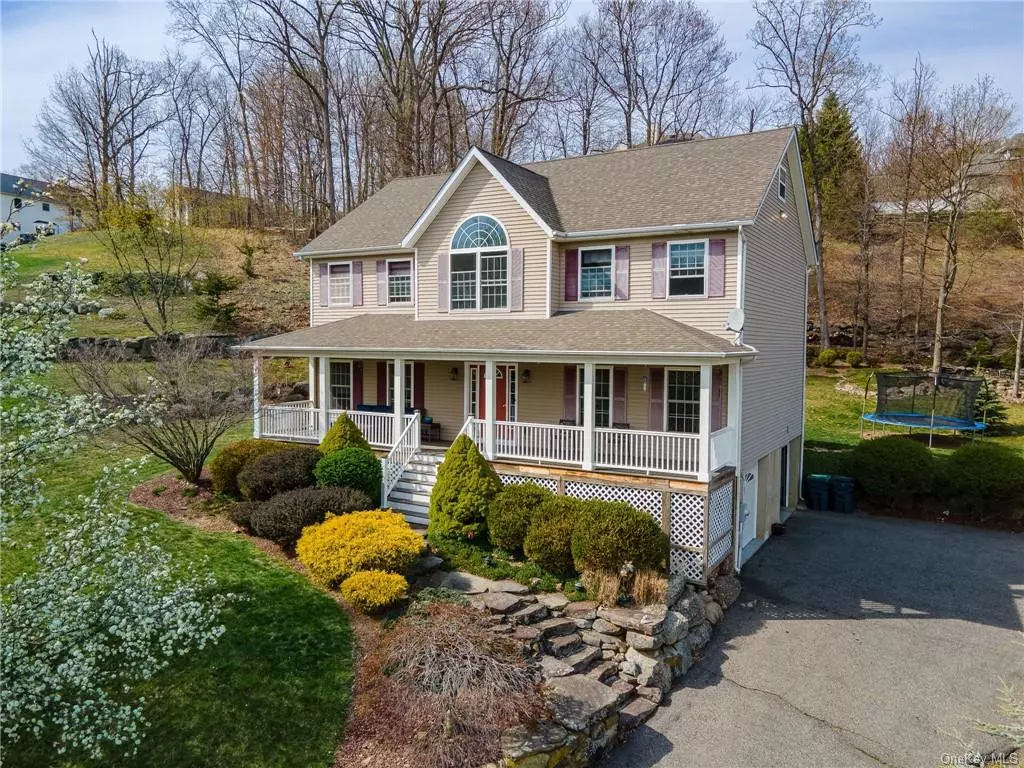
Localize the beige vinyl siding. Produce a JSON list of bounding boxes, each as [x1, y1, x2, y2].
[[740, 140, 807, 470], [516, 363, 656, 431], [421, 362, 464, 442], [416, 162, 550, 318], [552, 233, 738, 336], [310, 254, 415, 326]]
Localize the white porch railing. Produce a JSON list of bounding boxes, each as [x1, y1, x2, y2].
[[260, 402, 320, 442], [493, 420, 585, 465], [710, 426, 737, 472], [326, 409, 404, 448], [382, 412, 421, 504], [594, 427, 700, 475]]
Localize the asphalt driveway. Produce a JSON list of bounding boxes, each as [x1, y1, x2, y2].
[[605, 510, 1024, 768]]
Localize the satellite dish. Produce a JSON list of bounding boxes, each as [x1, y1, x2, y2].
[[725, 308, 745, 332]]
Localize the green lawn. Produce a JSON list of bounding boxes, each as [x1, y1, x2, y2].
[[2, 426, 354, 768], [804, 369, 1024, 476]]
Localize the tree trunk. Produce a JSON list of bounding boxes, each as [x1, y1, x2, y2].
[[913, 209, 932, 350], [1015, 290, 1023, 399], [932, 213, 958, 373]]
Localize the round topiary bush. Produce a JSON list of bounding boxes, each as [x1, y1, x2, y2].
[[249, 486, 373, 547], [319, 412, 372, 455], [940, 443, 1024, 520], [237, 447, 320, 501], [850, 436, 934, 508], [314, 447, 383, 505], [427, 434, 502, 544], [487, 482, 554, 553], [845, 350, 865, 368], [571, 500, 668, 573], [817, 348, 839, 368], [210, 439, 291, 497], [522, 497, 582, 575], [296, 510, 423, 588], [340, 570, 409, 613], [228, 501, 261, 529]]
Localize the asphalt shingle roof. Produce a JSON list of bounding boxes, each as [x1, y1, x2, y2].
[[296, 128, 795, 254], [241, 309, 753, 358]]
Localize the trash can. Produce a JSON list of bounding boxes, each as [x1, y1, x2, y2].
[[830, 476, 855, 514], [806, 474, 831, 511]]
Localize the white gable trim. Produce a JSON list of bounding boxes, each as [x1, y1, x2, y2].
[[752, 129, 817, 268], [401, 147, 555, 248]]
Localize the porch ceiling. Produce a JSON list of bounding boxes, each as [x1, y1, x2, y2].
[[239, 309, 756, 361]]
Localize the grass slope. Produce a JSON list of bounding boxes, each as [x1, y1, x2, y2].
[[2, 430, 353, 768]]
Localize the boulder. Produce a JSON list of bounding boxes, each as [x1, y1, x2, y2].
[[549, 633, 583, 658], [705, 600, 725, 626], [538, 592, 571, 611], [407, 554, 443, 577], [592, 617, 624, 636], [482, 591, 525, 614], [539, 655, 574, 679], [672, 593, 706, 627], [597, 605, 667, 636], [489, 579, 531, 595], [608, 678, 636, 704], [710, 574, 742, 609], [564, 600, 599, 620], [665, 638, 694, 679], [534, 617, 578, 639], [624, 646, 671, 693], [618, 697, 658, 731], [572, 618, 594, 630], [587, 660, 619, 683], [509, 603, 549, 625], [580, 630, 604, 648], [97, 307, 117, 319], [687, 621, 713, 654], [545, 675, 620, 732], [624, 630, 664, 652], [563, 645, 603, 674], [513, 625, 542, 642], [636, 686, 663, 705], [438, 570, 494, 595], [660, 610, 688, 645], [665, 575, 689, 607], [501, 721, 572, 761]]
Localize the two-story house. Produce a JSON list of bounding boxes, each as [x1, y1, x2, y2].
[[1, 173, 74, 245], [241, 128, 816, 582]]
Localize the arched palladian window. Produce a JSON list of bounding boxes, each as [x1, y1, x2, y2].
[[450, 215, 508, 310]]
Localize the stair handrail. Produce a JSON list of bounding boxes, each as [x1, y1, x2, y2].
[[381, 411, 421, 505], [456, 414, 476, 442]]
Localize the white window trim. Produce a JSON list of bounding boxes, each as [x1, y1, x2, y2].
[[326, 261, 354, 307], [666, 238, 709, 299], [386, 257, 414, 305], [664, 366, 701, 434], [449, 214, 510, 312], [577, 364, 614, 427], [578, 244, 616, 302], [463, 362, 517, 421], [778, 164, 789, 202], [328, 359, 354, 410]]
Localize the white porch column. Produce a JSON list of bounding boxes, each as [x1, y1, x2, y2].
[[582, 362, 595, 470], [307, 356, 316, 403], [252, 355, 263, 438], [698, 363, 712, 482], [393, 357, 405, 445], [318, 356, 329, 439], [484, 359, 497, 459], [728, 361, 743, 467]]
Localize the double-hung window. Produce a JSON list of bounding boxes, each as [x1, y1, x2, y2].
[[328, 263, 352, 305], [387, 260, 412, 304], [666, 369, 700, 434], [577, 366, 612, 428], [579, 246, 613, 299], [450, 215, 509, 311], [668, 241, 706, 297], [386, 362, 414, 410], [329, 361, 353, 410]]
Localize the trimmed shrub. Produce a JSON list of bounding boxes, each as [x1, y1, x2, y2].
[[817, 348, 839, 368], [320, 412, 372, 455], [523, 497, 582, 575], [210, 439, 291, 497], [850, 436, 934, 508], [571, 500, 668, 573], [314, 447, 383, 505], [228, 501, 261, 529], [940, 443, 1024, 520], [237, 447, 320, 501], [427, 434, 502, 543], [249, 486, 373, 547], [296, 510, 423, 588], [487, 482, 554, 552], [340, 570, 409, 613], [845, 350, 865, 368]]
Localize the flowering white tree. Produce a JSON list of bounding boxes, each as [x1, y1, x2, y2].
[[0, 251, 231, 759]]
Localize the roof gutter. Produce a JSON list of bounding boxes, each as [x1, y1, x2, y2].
[[293, 245, 412, 260], [236, 343, 758, 360], [551, 220, 754, 241]]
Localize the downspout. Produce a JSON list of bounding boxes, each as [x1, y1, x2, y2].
[[733, 224, 746, 572]]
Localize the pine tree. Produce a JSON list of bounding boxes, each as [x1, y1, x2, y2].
[[799, 93, 863, 241]]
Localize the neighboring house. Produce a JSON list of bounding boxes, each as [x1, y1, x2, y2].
[[1, 173, 74, 244], [241, 128, 816, 581]]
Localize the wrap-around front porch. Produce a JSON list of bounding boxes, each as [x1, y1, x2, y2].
[[253, 357, 740, 483]]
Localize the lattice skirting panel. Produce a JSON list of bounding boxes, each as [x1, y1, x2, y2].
[[707, 482, 734, 568], [498, 474, 559, 493], [563, 481, 663, 524], [669, 491, 706, 582]]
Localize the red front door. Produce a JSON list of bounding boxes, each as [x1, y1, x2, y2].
[[495, 366, 508, 421], [470, 364, 510, 420]]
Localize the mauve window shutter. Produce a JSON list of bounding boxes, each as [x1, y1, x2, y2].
[[564, 248, 579, 302], [708, 239, 726, 298], [376, 361, 388, 404], [613, 367, 627, 424], [376, 260, 387, 305], [509, 247, 524, 311], [413, 362, 425, 411], [437, 251, 450, 312], [562, 366, 577, 422], [651, 242, 667, 299], [353, 361, 364, 407], [614, 245, 630, 300], [352, 261, 363, 306], [318, 263, 329, 306], [648, 367, 665, 430]]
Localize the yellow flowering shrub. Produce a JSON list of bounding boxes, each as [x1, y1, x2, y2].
[[295, 510, 423, 588], [340, 570, 409, 613]]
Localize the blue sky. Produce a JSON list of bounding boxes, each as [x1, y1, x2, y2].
[[2, 0, 1022, 173]]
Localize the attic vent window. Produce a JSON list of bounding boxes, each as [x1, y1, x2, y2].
[[778, 165, 789, 201]]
